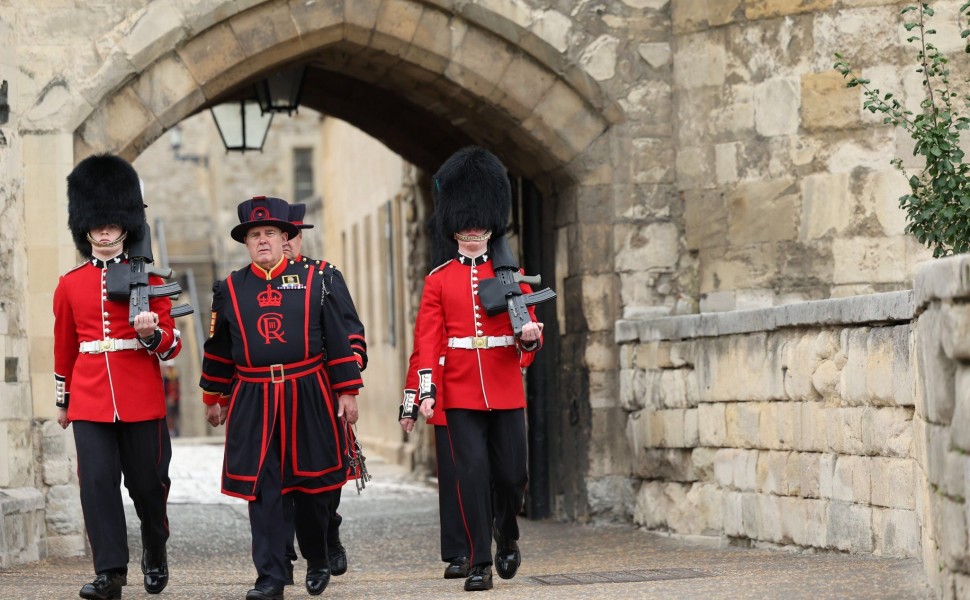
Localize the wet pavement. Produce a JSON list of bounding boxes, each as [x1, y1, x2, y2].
[[0, 439, 934, 599]]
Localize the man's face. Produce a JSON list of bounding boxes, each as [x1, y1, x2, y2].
[[88, 224, 125, 259], [244, 226, 286, 269], [282, 229, 303, 260]]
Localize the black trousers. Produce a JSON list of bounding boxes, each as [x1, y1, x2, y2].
[[73, 419, 171, 575], [284, 480, 343, 563], [446, 408, 527, 568], [435, 424, 467, 562], [253, 423, 336, 587]]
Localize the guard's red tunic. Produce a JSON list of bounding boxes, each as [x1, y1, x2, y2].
[[200, 258, 363, 501], [53, 257, 182, 422], [414, 254, 541, 412]]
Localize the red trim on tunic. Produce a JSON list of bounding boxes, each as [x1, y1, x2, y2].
[[225, 276, 252, 368], [204, 351, 234, 365], [303, 266, 314, 359]]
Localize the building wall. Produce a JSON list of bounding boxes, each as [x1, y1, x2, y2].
[[319, 118, 421, 464]]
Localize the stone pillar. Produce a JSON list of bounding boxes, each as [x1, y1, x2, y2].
[[22, 132, 86, 561]]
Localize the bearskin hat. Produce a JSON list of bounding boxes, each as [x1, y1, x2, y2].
[[432, 146, 511, 240], [67, 153, 145, 258], [427, 214, 457, 268]]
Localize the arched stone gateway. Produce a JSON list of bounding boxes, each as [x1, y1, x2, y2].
[[14, 0, 645, 568]]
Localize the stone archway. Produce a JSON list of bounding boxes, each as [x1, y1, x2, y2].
[[23, 0, 629, 528]]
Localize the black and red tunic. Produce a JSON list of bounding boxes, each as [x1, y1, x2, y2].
[[293, 254, 367, 369], [200, 258, 363, 501]]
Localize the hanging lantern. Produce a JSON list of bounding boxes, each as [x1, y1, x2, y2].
[[254, 66, 306, 116], [209, 100, 273, 153]]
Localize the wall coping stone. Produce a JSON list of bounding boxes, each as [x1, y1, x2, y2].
[[914, 254, 970, 307], [616, 290, 914, 343]]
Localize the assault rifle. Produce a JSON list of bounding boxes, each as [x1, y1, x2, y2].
[[477, 236, 556, 337], [105, 222, 194, 325]]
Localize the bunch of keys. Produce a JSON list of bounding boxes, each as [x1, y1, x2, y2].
[[347, 423, 372, 494]]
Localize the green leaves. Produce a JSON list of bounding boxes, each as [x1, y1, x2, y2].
[[833, 2, 970, 257]]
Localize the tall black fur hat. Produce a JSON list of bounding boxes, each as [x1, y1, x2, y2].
[[432, 146, 511, 239], [67, 153, 145, 258], [427, 214, 457, 268]]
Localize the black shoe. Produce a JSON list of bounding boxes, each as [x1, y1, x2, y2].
[[493, 531, 520, 580], [284, 561, 294, 586], [79, 572, 124, 600], [141, 547, 169, 594], [328, 542, 347, 576], [245, 582, 284, 600], [305, 560, 331, 596], [444, 556, 471, 579], [464, 565, 493, 591]]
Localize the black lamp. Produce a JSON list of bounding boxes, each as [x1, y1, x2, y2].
[[209, 100, 273, 153], [254, 66, 306, 116]]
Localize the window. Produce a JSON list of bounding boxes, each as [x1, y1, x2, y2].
[[293, 148, 314, 201]]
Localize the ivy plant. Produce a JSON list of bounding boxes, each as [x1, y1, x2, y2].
[[834, 2, 970, 257]]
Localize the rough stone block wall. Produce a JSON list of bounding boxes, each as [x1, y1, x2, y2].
[[913, 255, 970, 599], [617, 291, 921, 558]]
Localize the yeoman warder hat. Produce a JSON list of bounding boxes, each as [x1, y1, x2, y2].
[[231, 196, 300, 243], [288, 203, 314, 230]]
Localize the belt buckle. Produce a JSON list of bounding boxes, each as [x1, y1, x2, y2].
[[100, 339, 113, 352], [270, 364, 285, 383], [473, 336, 487, 349]]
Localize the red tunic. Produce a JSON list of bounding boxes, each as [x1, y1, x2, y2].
[[414, 254, 541, 412], [53, 258, 182, 422]]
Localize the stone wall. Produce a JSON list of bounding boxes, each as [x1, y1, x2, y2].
[[912, 256, 970, 599], [615, 254, 970, 598], [615, 291, 920, 554]]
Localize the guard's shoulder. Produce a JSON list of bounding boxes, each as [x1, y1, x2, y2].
[[428, 259, 453, 276], [60, 261, 88, 278]]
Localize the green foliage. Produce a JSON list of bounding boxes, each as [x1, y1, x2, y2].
[[834, 2, 970, 257]]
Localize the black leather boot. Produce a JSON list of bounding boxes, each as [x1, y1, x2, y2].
[[79, 572, 124, 600], [141, 547, 169, 594], [493, 531, 521, 580], [463, 565, 493, 592], [245, 581, 284, 600], [328, 541, 347, 576], [444, 556, 471, 579], [305, 559, 331, 596]]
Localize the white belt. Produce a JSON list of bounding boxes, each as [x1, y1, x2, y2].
[[79, 338, 141, 354], [447, 335, 515, 350]]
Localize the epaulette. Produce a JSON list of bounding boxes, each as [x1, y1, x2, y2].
[[429, 259, 453, 275], [60, 261, 88, 277]]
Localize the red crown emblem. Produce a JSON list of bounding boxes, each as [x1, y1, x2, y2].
[[257, 284, 282, 308]]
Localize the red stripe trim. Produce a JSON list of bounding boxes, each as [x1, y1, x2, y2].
[[348, 334, 366, 342], [281, 482, 346, 494], [236, 357, 324, 382], [201, 372, 232, 384], [333, 379, 363, 390], [225, 276, 252, 367], [329, 356, 358, 366], [221, 489, 255, 501], [291, 370, 343, 477], [236, 355, 321, 373], [204, 351, 234, 365], [303, 266, 314, 359], [447, 426, 476, 566]]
